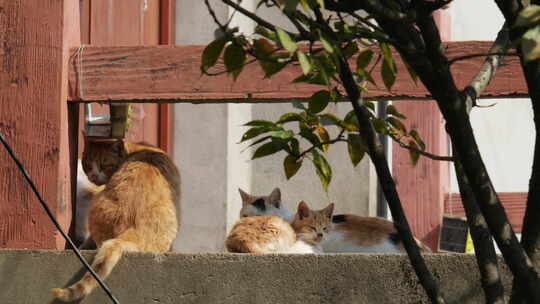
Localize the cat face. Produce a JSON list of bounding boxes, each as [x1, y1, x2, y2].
[[82, 138, 128, 185], [292, 201, 334, 246], [238, 188, 292, 220]]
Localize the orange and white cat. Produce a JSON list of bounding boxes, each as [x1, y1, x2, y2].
[[238, 188, 431, 253], [51, 138, 180, 302], [226, 201, 334, 254]]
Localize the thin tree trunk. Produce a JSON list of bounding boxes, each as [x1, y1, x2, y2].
[[510, 44, 540, 304], [454, 152, 505, 304], [416, 15, 540, 303], [337, 57, 446, 304], [374, 13, 540, 302]]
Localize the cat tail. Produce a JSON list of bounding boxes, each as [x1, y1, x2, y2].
[[415, 237, 433, 253], [51, 237, 139, 302]]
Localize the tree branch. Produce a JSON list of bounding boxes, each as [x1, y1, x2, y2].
[[323, 0, 414, 21], [449, 52, 517, 66], [455, 23, 510, 304], [221, 0, 302, 39], [298, 138, 347, 159], [462, 24, 511, 115], [390, 134, 454, 162]]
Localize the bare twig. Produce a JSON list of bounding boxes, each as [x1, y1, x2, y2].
[[205, 0, 227, 31], [449, 52, 517, 65], [323, 0, 414, 21], [298, 137, 347, 159], [390, 134, 454, 161], [221, 0, 303, 39], [462, 25, 511, 113]]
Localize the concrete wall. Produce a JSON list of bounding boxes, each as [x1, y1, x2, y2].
[[172, 1, 377, 252], [2, 250, 512, 304], [0, 250, 511, 304]]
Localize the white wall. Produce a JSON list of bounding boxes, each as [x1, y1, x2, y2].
[[448, 2, 534, 194], [172, 0, 377, 252]]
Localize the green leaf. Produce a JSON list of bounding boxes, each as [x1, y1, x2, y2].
[[347, 133, 366, 167], [252, 142, 283, 159], [299, 0, 309, 11], [270, 130, 294, 139], [381, 59, 396, 90], [372, 118, 388, 134], [363, 101, 376, 113], [316, 0, 325, 9], [344, 110, 359, 131], [312, 150, 332, 192], [409, 130, 426, 150], [515, 5, 540, 28], [316, 126, 330, 151], [276, 28, 298, 52], [201, 38, 227, 72], [284, 155, 302, 180], [402, 57, 418, 84], [260, 61, 287, 78], [356, 49, 374, 70], [299, 123, 321, 146], [255, 26, 277, 41], [253, 38, 275, 57], [284, 0, 300, 12], [387, 117, 407, 135], [297, 51, 312, 75], [312, 56, 333, 86], [408, 140, 420, 166], [343, 43, 359, 59], [356, 68, 376, 86], [278, 112, 304, 124], [245, 135, 272, 148], [320, 32, 335, 54], [319, 113, 342, 126], [386, 105, 406, 119], [309, 90, 330, 114], [522, 26, 540, 62], [241, 126, 275, 142], [243, 119, 276, 127], [380, 43, 396, 73], [290, 138, 300, 156]]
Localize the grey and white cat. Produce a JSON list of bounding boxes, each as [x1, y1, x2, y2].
[[238, 188, 431, 253]]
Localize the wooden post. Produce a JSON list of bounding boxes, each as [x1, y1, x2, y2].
[[0, 0, 80, 249], [158, 0, 176, 155]]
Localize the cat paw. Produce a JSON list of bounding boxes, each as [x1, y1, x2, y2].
[[50, 287, 69, 301]]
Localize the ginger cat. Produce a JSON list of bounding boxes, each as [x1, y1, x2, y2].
[[238, 188, 431, 253], [51, 138, 180, 302], [226, 201, 333, 254]]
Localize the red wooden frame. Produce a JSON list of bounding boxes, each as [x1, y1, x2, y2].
[[158, 0, 176, 155]]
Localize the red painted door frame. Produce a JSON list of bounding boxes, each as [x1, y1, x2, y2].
[[158, 0, 175, 155]]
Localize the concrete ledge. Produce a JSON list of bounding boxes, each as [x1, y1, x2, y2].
[[0, 250, 511, 304]]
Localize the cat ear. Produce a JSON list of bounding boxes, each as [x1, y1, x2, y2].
[[238, 188, 251, 206], [269, 187, 281, 207], [297, 201, 311, 220], [323, 203, 335, 219]]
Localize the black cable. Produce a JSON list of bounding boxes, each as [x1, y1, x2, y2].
[[0, 131, 120, 304]]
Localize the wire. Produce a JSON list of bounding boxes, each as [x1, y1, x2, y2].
[[0, 131, 120, 304]]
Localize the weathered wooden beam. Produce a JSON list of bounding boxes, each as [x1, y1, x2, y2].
[[0, 0, 80, 249], [68, 41, 527, 103]]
